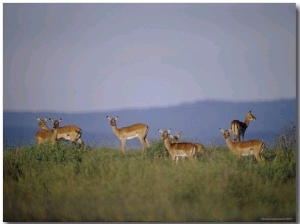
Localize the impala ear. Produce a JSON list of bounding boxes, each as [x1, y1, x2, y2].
[[44, 117, 48, 122], [36, 117, 41, 121], [115, 116, 119, 120], [49, 118, 54, 122], [219, 128, 225, 133], [106, 116, 111, 121], [169, 134, 174, 139], [59, 118, 62, 122], [177, 132, 182, 138], [158, 129, 164, 134], [167, 129, 171, 134]]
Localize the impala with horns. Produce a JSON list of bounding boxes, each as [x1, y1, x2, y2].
[[219, 128, 265, 162], [48, 118, 83, 145], [159, 129, 197, 164], [169, 132, 205, 154], [35, 117, 58, 146], [230, 111, 257, 142], [106, 116, 150, 153]]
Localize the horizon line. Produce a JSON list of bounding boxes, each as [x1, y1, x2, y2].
[[3, 97, 296, 114]]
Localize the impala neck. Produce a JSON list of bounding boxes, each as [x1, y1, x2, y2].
[[244, 116, 250, 127], [163, 137, 172, 151], [225, 136, 234, 150], [42, 124, 51, 131], [111, 125, 120, 136], [52, 128, 58, 141]]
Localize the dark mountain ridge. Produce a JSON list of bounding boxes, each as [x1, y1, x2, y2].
[[3, 99, 296, 148]]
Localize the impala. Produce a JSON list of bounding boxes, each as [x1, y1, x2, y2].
[[158, 129, 197, 164], [35, 117, 58, 146], [230, 111, 257, 142], [219, 128, 265, 162], [48, 118, 83, 145], [169, 132, 205, 153], [106, 116, 150, 153]]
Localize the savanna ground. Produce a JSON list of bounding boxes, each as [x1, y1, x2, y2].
[[3, 125, 297, 222]]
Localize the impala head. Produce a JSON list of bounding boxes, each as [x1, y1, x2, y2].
[[220, 128, 231, 139], [246, 111, 256, 121], [169, 132, 182, 143], [36, 117, 48, 129], [106, 116, 118, 126], [49, 118, 62, 129], [158, 129, 171, 140]]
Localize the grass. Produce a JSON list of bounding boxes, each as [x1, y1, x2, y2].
[[3, 127, 297, 222]]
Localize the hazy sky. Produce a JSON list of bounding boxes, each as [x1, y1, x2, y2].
[[3, 3, 296, 112]]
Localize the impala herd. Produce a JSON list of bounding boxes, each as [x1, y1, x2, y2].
[[35, 110, 265, 163]]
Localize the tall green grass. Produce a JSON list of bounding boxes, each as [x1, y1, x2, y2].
[[3, 127, 296, 222]]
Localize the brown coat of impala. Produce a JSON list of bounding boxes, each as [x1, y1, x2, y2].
[[220, 128, 265, 162], [49, 118, 83, 145], [107, 116, 150, 153], [35, 117, 58, 146], [159, 129, 197, 164], [230, 111, 257, 142], [169, 132, 205, 154]]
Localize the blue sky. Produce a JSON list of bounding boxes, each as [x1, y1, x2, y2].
[[3, 3, 296, 112]]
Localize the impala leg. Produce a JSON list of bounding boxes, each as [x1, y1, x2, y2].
[[260, 153, 265, 162], [259, 154, 264, 162], [77, 138, 83, 144], [145, 138, 150, 148], [254, 153, 263, 163], [257, 149, 265, 162], [260, 143, 265, 162], [187, 156, 196, 163], [138, 136, 146, 151], [190, 147, 197, 163], [121, 139, 126, 153], [171, 155, 178, 165]]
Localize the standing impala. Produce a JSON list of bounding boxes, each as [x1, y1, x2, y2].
[[35, 117, 58, 146], [169, 132, 205, 154], [230, 111, 257, 142], [48, 118, 83, 145], [158, 129, 197, 164], [220, 128, 265, 162], [106, 116, 150, 153]]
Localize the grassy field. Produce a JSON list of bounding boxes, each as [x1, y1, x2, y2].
[[3, 126, 297, 222]]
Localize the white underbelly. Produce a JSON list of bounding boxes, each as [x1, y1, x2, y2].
[[127, 134, 138, 140], [241, 149, 254, 156], [175, 153, 187, 158], [58, 133, 71, 140]]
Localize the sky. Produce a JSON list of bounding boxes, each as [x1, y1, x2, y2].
[[3, 3, 296, 112]]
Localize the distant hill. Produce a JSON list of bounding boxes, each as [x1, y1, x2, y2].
[[3, 99, 296, 148]]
